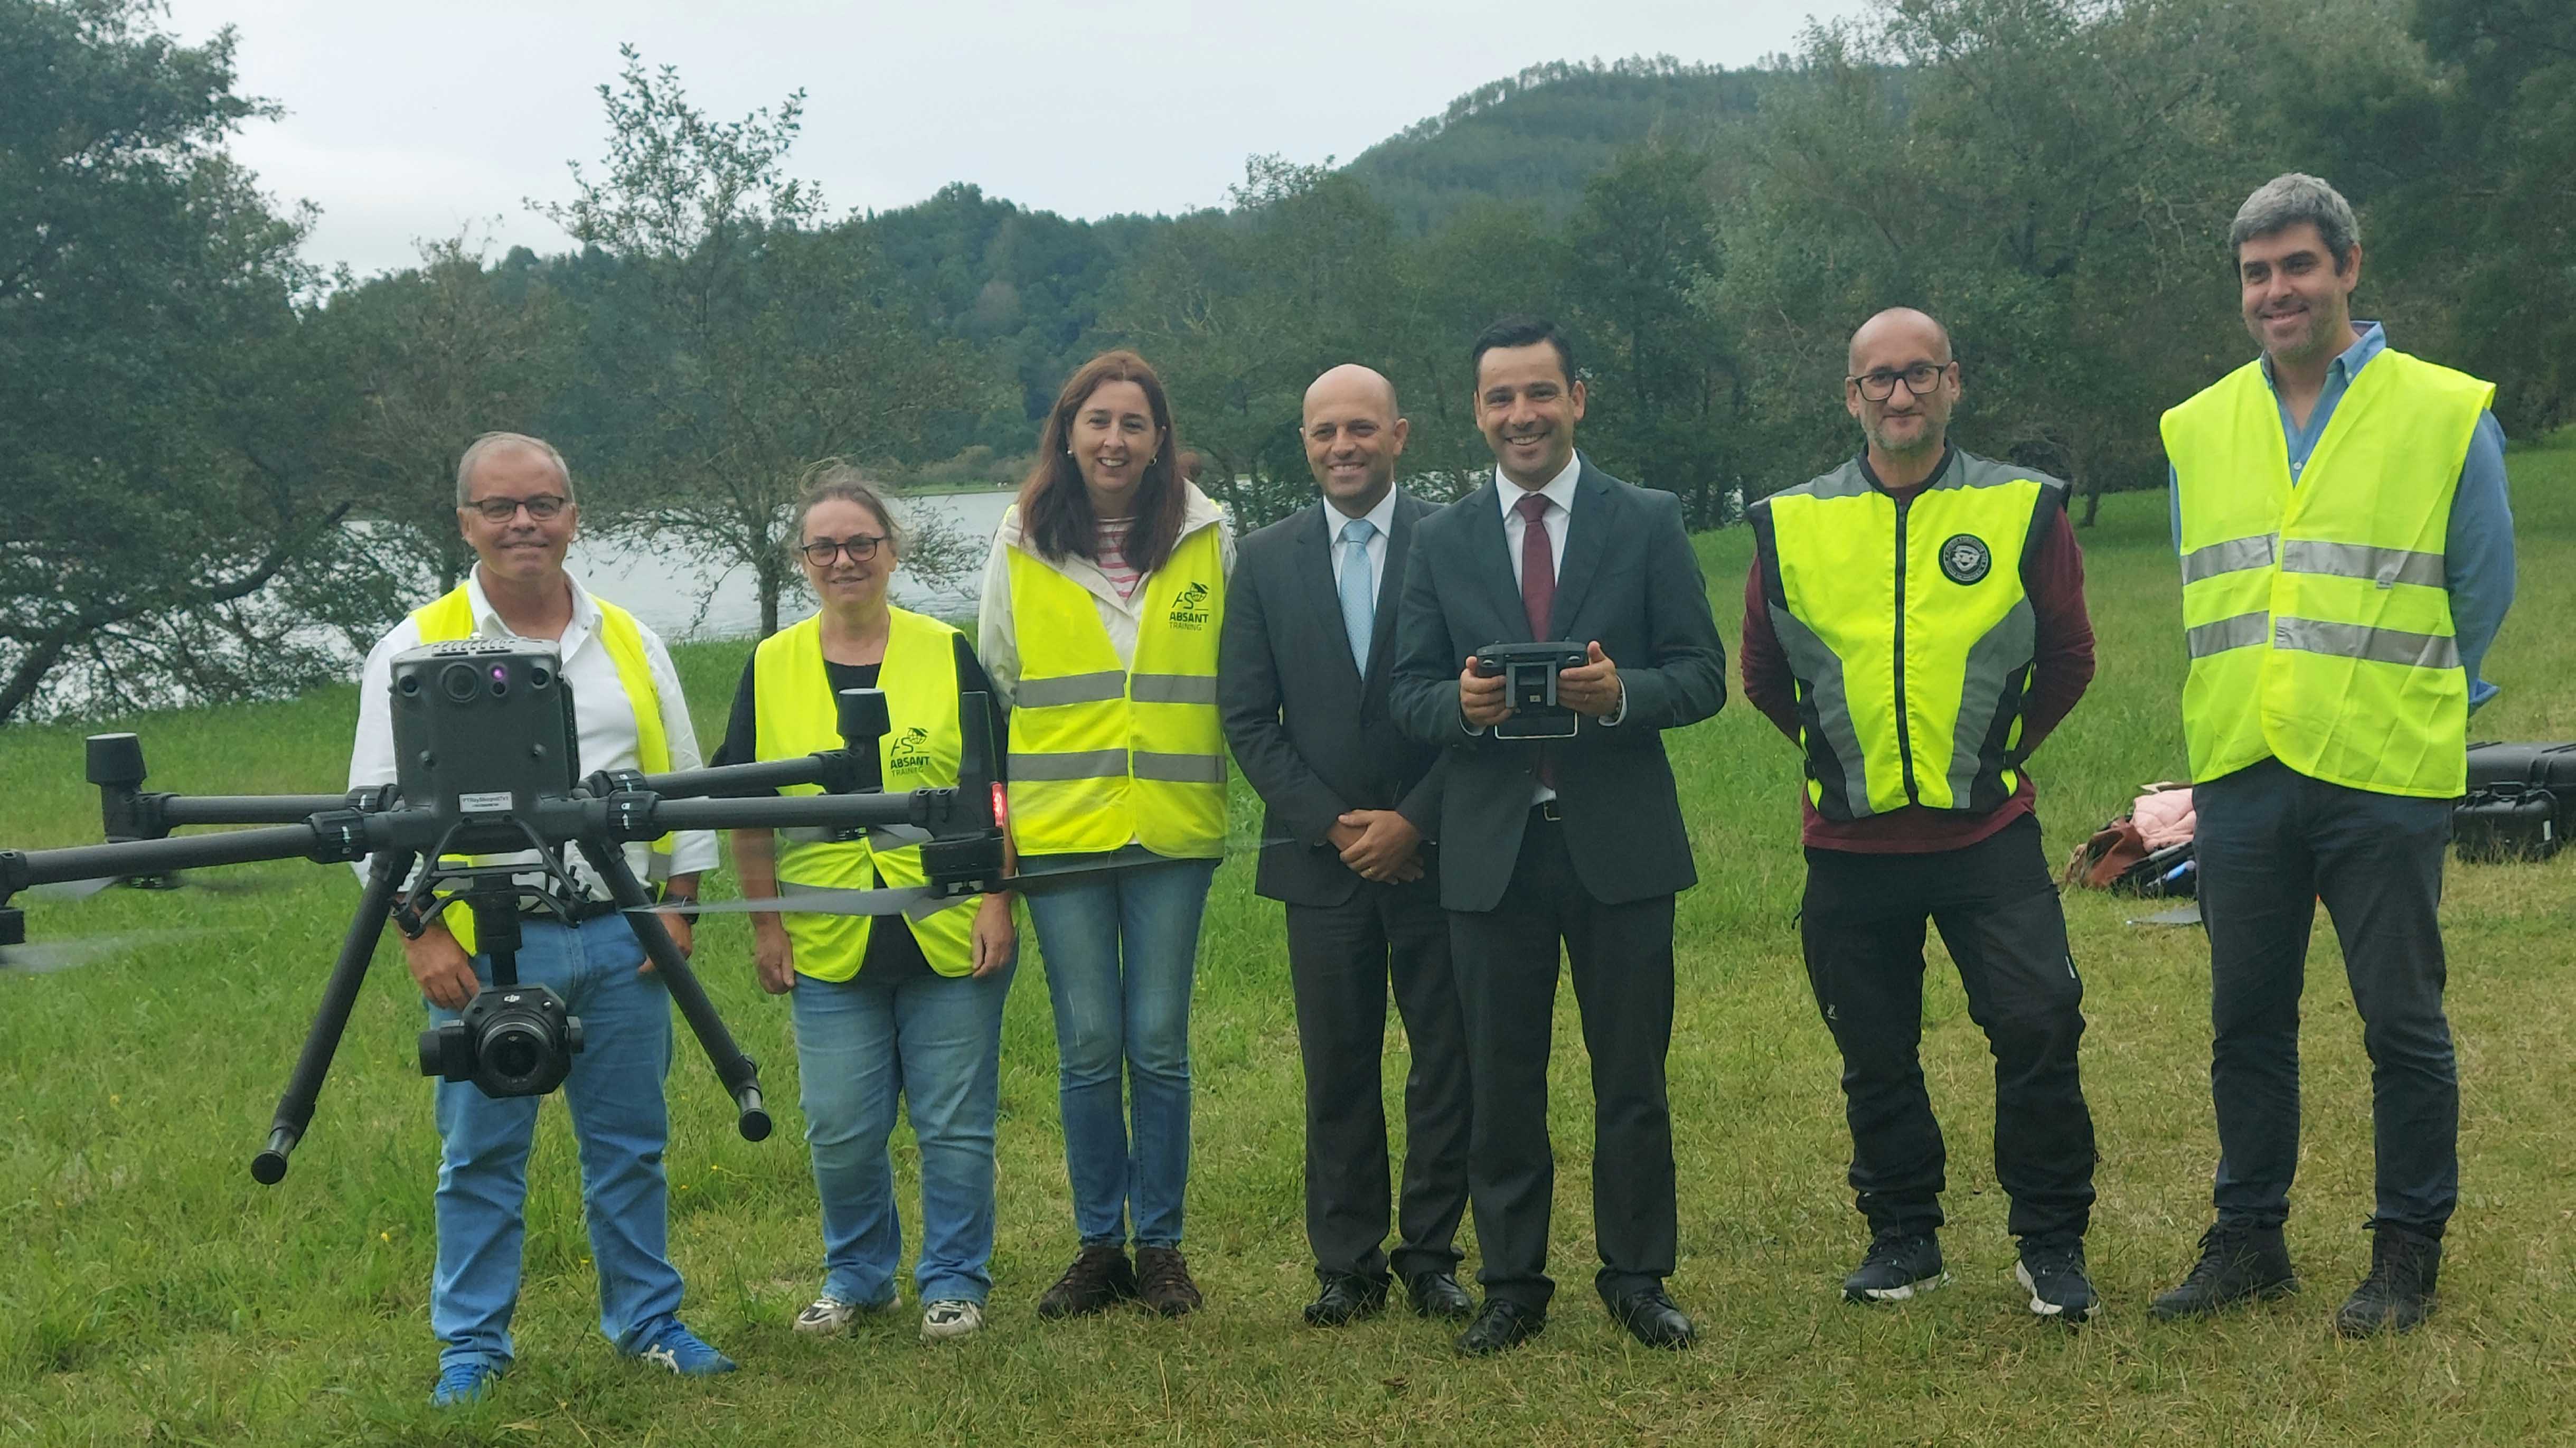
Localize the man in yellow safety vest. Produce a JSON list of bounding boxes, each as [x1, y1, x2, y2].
[[2150, 174, 2516, 1337]]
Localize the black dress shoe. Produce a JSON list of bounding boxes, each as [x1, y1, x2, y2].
[[1401, 1270, 1475, 1321], [1303, 1272, 1389, 1327], [1454, 1298, 1546, 1356], [1605, 1286, 1697, 1349]]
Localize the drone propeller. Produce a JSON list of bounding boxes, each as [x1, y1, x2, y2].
[[0, 929, 206, 975]]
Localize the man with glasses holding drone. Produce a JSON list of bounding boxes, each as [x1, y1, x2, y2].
[[1740, 309, 2102, 1321], [347, 431, 731, 1406]]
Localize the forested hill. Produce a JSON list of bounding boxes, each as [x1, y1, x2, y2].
[[16, 0, 2570, 724], [1342, 57, 1778, 234], [861, 57, 1783, 453]]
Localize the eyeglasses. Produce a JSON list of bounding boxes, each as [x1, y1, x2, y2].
[[463, 494, 570, 523], [1847, 362, 1953, 401], [798, 535, 887, 566]]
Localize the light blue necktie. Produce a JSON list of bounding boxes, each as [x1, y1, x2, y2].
[[1337, 516, 1378, 673]]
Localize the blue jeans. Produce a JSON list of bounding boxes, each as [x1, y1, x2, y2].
[[1023, 855, 1217, 1248], [428, 915, 681, 1373], [790, 965, 1012, 1305]]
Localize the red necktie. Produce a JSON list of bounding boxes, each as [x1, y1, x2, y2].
[[1516, 492, 1559, 793], [1517, 492, 1554, 639]]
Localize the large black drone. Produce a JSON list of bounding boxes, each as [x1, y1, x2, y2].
[[0, 636, 1108, 1186]]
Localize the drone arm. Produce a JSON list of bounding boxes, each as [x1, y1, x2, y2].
[[575, 838, 772, 1145], [252, 849, 416, 1184], [161, 793, 374, 829], [1, 823, 332, 895], [621, 750, 860, 801], [638, 791, 942, 835]]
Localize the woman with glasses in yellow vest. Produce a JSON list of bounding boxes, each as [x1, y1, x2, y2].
[[711, 465, 1017, 1344], [977, 351, 1235, 1319]]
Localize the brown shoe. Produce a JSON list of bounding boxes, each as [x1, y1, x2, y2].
[[1134, 1246, 1204, 1317], [1036, 1245, 1137, 1319]]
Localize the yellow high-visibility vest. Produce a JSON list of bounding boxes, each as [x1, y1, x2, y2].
[[1751, 452, 2064, 819], [1004, 523, 1227, 857], [2163, 349, 2492, 798], [750, 607, 978, 980], [412, 582, 674, 953]]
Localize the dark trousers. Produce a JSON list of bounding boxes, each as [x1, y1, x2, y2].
[[2196, 758, 2458, 1234], [1800, 815, 2096, 1243], [1449, 813, 1677, 1311], [1285, 879, 1472, 1285]]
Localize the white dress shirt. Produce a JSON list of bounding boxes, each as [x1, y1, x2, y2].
[[349, 567, 718, 898], [1327, 484, 1402, 602], [1496, 452, 1583, 589]]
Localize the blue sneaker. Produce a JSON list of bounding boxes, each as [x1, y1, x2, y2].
[[430, 1359, 500, 1407], [627, 1321, 738, 1376]]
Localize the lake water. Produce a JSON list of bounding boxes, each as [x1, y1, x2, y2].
[[568, 488, 1015, 640]]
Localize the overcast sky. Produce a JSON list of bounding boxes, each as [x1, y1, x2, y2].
[[157, 0, 1874, 278]]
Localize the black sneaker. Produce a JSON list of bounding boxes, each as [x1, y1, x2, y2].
[[2150, 1220, 2297, 1320], [1844, 1231, 1947, 1303], [1037, 1245, 1138, 1319], [2335, 1222, 2441, 1338], [2015, 1237, 2099, 1323]]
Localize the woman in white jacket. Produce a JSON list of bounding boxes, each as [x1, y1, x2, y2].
[[978, 350, 1235, 1319]]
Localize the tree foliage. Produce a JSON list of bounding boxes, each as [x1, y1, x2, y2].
[[0, 0, 399, 724], [325, 235, 567, 592], [11, 3, 2568, 722], [535, 47, 984, 636]]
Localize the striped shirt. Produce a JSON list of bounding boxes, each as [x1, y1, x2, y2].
[[1094, 518, 1142, 600]]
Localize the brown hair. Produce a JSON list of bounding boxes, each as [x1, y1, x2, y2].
[[793, 459, 899, 553], [1016, 350, 1188, 576]]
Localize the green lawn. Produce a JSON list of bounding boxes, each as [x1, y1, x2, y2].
[[5, 435, 2574, 1445]]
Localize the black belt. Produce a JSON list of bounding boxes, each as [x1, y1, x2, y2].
[[522, 896, 621, 924]]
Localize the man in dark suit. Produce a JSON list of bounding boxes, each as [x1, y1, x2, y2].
[[1390, 317, 1728, 1354], [1220, 364, 1475, 1329]]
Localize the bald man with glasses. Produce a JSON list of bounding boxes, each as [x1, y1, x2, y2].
[[1741, 309, 2102, 1322]]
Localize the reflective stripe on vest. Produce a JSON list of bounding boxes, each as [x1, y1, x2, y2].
[[1004, 524, 1227, 857], [1751, 452, 2061, 820], [2161, 349, 2492, 798], [751, 608, 976, 980], [411, 583, 675, 954]]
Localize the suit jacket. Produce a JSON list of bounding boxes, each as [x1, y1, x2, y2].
[[1389, 457, 1727, 914], [1220, 491, 1447, 908]]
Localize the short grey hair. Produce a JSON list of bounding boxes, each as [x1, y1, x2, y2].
[[2229, 173, 2360, 271], [455, 431, 575, 505]]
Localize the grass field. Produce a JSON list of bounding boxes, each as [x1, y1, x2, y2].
[[5, 435, 2574, 1445]]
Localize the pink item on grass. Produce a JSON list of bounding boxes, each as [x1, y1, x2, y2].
[[2132, 785, 2196, 850]]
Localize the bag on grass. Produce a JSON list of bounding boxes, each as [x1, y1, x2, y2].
[[2062, 783, 2195, 895]]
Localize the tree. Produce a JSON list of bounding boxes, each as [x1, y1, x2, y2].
[[1111, 157, 1407, 528], [2328, 0, 2576, 436], [0, 0, 398, 725], [325, 233, 568, 593], [1708, 0, 2300, 519], [538, 47, 984, 636], [1374, 198, 1572, 495], [1566, 142, 1744, 526]]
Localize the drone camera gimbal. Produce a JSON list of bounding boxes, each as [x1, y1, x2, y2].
[[0, 637, 1009, 1186]]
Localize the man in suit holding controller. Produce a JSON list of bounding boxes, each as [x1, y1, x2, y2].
[[1219, 363, 1475, 1330], [1391, 317, 1728, 1355]]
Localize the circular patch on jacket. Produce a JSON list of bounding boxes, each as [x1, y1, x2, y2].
[[1939, 534, 1991, 585]]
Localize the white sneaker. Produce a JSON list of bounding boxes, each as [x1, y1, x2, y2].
[[920, 1299, 984, 1342], [793, 1296, 867, 1335]]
